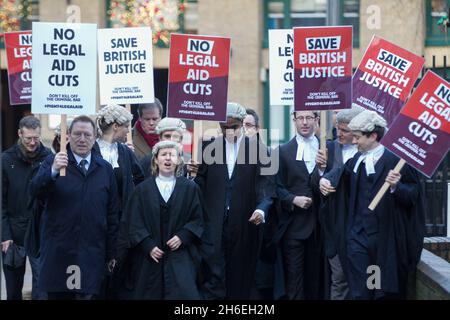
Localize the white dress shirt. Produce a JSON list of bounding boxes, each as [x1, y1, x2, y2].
[[296, 133, 319, 174], [156, 174, 176, 203], [97, 138, 119, 169], [224, 133, 265, 222], [225, 134, 244, 179], [73, 153, 91, 171], [342, 144, 358, 164]]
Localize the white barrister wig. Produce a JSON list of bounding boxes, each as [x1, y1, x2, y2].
[[336, 104, 366, 124], [97, 104, 133, 126], [156, 117, 187, 135], [348, 110, 388, 132], [226, 102, 247, 120], [151, 140, 183, 157]]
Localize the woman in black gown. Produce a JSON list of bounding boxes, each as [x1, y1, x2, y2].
[[124, 141, 204, 299]]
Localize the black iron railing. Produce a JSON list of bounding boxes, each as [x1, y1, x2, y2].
[[418, 55, 449, 236]]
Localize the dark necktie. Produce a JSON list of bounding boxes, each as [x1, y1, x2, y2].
[[79, 159, 88, 176]]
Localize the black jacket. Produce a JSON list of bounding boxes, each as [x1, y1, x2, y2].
[[275, 137, 319, 240], [194, 136, 273, 299], [30, 147, 120, 295], [2, 143, 51, 245]]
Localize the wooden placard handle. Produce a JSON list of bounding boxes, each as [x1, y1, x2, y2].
[[60, 114, 67, 177], [192, 120, 201, 163], [320, 110, 327, 151], [368, 158, 406, 211], [126, 104, 133, 144]]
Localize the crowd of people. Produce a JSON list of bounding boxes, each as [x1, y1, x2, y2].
[[1, 100, 425, 300]]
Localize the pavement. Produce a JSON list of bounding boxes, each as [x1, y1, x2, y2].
[[1, 258, 33, 300]]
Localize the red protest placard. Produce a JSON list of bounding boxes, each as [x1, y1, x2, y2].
[[294, 26, 353, 111], [353, 36, 425, 126], [167, 33, 230, 122], [381, 71, 450, 178], [4, 31, 32, 105]]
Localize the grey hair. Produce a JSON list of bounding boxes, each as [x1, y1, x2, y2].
[[336, 104, 365, 124]]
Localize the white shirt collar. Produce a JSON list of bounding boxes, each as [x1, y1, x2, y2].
[[364, 144, 385, 160], [353, 144, 385, 175], [156, 174, 176, 182], [341, 144, 358, 164], [97, 138, 116, 148], [296, 133, 316, 143], [73, 152, 91, 166], [295, 133, 319, 174], [155, 174, 176, 202]]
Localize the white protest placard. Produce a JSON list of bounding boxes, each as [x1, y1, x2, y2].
[[269, 29, 294, 106], [98, 27, 155, 105], [31, 22, 97, 115]]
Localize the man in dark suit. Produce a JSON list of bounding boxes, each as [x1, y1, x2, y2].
[[319, 110, 425, 299], [195, 102, 274, 300], [276, 110, 322, 300], [313, 106, 364, 300], [31, 116, 119, 300], [2, 115, 52, 300]]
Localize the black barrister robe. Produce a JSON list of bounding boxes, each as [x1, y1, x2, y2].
[[310, 139, 343, 260], [92, 141, 145, 215], [323, 150, 425, 298], [310, 139, 344, 299], [92, 141, 145, 299], [92, 141, 144, 266], [123, 177, 204, 299], [195, 136, 273, 300]]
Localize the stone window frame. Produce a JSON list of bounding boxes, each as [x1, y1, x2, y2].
[[263, 0, 360, 49], [425, 0, 450, 46]]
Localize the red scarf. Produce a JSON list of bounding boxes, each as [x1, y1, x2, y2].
[[136, 119, 159, 149]]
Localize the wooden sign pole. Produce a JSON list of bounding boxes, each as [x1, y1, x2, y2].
[[320, 110, 327, 150], [58, 14, 79, 177], [192, 120, 201, 164], [368, 158, 406, 211], [60, 114, 67, 177], [126, 104, 133, 144]]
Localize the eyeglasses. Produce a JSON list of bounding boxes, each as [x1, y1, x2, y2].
[[71, 132, 93, 140], [220, 125, 241, 131], [294, 116, 316, 122], [22, 136, 40, 143], [243, 123, 256, 129]]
